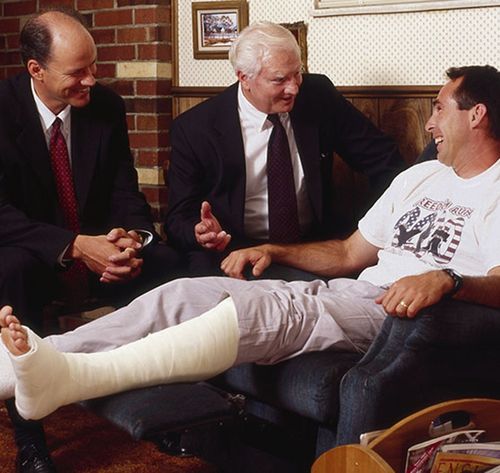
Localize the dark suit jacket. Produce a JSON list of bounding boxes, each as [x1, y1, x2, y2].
[[165, 74, 405, 252], [0, 72, 155, 268]]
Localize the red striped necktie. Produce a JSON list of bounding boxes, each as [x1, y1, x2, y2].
[[50, 117, 88, 300]]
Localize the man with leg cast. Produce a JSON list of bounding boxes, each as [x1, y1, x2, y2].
[[1, 65, 500, 441]]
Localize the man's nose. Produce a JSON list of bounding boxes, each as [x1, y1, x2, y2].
[[81, 71, 96, 87], [425, 116, 435, 133], [285, 79, 300, 95]]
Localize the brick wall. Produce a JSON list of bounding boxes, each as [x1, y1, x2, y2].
[[0, 0, 172, 232]]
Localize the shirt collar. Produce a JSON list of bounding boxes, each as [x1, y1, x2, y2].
[[30, 78, 71, 134]]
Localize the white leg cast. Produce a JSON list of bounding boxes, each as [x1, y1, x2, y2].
[[9, 298, 239, 420]]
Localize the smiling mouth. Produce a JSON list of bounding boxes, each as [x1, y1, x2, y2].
[[435, 137, 444, 146], [74, 88, 90, 96]]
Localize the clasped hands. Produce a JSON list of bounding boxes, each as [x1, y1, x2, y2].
[[70, 228, 145, 284]]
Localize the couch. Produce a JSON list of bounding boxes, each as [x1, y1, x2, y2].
[[84, 141, 500, 472]]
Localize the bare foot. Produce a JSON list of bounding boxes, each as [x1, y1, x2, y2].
[[0, 306, 30, 356]]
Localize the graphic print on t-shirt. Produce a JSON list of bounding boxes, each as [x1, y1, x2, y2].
[[391, 197, 473, 265]]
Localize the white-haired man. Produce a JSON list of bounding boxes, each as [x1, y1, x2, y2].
[[165, 21, 404, 278]]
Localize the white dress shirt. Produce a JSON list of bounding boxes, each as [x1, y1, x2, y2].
[[237, 84, 312, 240], [31, 78, 72, 164]]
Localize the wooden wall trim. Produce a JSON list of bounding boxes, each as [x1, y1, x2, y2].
[[171, 85, 440, 98]]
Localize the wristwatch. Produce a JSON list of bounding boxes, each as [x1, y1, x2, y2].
[[442, 268, 463, 296]]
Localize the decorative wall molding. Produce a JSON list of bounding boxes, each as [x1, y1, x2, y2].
[[312, 0, 498, 16]]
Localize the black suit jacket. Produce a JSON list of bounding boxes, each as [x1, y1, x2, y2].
[[0, 72, 155, 267], [165, 74, 404, 251]]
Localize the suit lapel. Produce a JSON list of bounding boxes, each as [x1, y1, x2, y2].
[[290, 105, 323, 224], [213, 83, 246, 234], [14, 74, 55, 195]]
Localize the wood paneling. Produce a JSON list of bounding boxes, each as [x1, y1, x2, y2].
[[379, 97, 433, 165]]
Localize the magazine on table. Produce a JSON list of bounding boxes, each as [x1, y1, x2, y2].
[[429, 452, 500, 473], [484, 465, 500, 473], [440, 442, 500, 459], [359, 428, 386, 447], [405, 430, 485, 473]]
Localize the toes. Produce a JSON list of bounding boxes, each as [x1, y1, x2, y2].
[[0, 306, 14, 326]]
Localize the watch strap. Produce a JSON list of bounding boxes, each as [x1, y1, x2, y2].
[[442, 268, 463, 296]]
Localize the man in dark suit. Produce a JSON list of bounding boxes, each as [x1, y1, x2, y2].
[[0, 8, 180, 472], [165, 21, 405, 278]]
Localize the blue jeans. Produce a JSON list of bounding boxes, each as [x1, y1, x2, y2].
[[336, 299, 500, 445]]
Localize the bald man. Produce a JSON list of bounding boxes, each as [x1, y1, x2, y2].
[[0, 8, 180, 472]]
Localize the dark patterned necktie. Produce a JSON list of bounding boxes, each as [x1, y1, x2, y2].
[[266, 114, 301, 243], [50, 118, 88, 299]]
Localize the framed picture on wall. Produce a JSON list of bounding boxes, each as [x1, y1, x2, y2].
[[192, 1, 249, 60], [281, 22, 308, 72]]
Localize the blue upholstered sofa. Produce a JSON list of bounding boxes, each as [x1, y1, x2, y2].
[[85, 141, 500, 472]]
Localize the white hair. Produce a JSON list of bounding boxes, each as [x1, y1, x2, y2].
[[229, 21, 301, 78]]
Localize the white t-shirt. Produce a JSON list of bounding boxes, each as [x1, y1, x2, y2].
[[358, 159, 500, 287]]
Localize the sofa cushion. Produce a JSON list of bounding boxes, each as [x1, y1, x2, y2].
[[211, 351, 362, 425], [82, 383, 236, 440]]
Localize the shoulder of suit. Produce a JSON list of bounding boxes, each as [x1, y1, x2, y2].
[[0, 72, 26, 104], [87, 82, 125, 116], [301, 73, 336, 91], [173, 82, 238, 125]]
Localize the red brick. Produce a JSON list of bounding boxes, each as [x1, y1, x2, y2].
[[95, 9, 133, 27], [137, 149, 169, 167], [136, 79, 171, 96], [0, 18, 20, 34], [126, 114, 136, 131], [91, 28, 116, 45], [4, 51, 22, 67], [98, 44, 135, 61], [137, 114, 170, 131], [117, 27, 148, 43], [78, 0, 114, 10], [135, 6, 170, 25], [149, 25, 170, 42], [95, 62, 116, 78], [125, 97, 167, 114], [138, 43, 170, 61], [39, 0, 74, 8], [129, 131, 168, 148], [105, 79, 135, 96], [6, 35, 20, 50], [4, 0, 37, 16]]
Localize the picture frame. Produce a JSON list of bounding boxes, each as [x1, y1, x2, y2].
[[192, 1, 249, 60], [281, 21, 308, 72]]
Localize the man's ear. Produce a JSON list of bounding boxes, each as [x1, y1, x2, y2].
[[27, 60, 44, 81], [237, 71, 250, 91], [469, 103, 487, 129]]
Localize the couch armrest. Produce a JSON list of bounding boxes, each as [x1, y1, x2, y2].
[[336, 299, 500, 445]]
